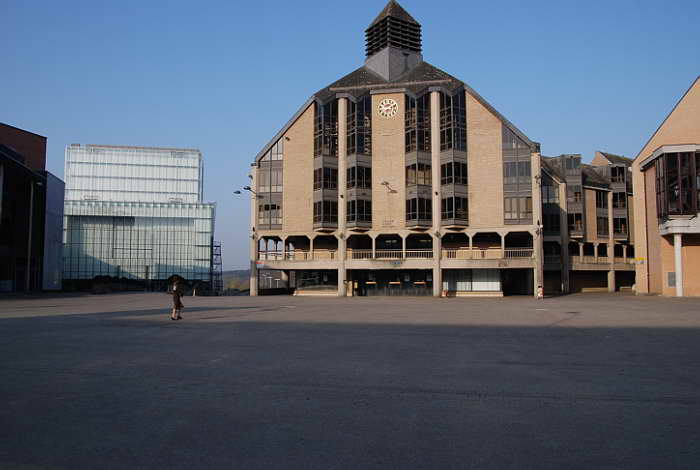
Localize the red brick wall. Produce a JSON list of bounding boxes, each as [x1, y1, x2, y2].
[[0, 124, 47, 171]]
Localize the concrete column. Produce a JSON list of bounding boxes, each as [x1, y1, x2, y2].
[[594, 243, 599, 263], [249, 236, 258, 296], [607, 270, 616, 293], [281, 236, 288, 260], [430, 91, 441, 232], [500, 232, 506, 257], [578, 242, 584, 259], [401, 234, 406, 259], [310, 236, 315, 261], [249, 168, 259, 296], [674, 233, 684, 297], [468, 234, 473, 252], [608, 191, 614, 266], [623, 244, 628, 261], [432, 234, 442, 297], [338, 234, 347, 297], [371, 235, 376, 259], [531, 151, 544, 298]]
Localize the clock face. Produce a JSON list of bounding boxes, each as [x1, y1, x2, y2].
[[378, 98, 399, 119]]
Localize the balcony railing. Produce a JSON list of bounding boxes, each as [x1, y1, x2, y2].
[[572, 255, 610, 264], [442, 248, 534, 260], [259, 248, 535, 262]]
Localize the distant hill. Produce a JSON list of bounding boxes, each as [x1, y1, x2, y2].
[[223, 270, 250, 291]]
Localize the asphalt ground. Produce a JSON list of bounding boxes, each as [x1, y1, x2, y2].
[[1, 292, 699, 469]]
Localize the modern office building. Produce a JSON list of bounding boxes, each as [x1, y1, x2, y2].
[[632, 76, 700, 297], [0, 123, 64, 292], [249, 0, 635, 297], [63, 144, 216, 290]]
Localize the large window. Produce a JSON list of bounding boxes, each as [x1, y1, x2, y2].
[[504, 196, 532, 222], [439, 92, 466, 151], [441, 196, 468, 221], [406, 198, 432, 221], [258, 166, 283, 193], [543, 213, 560, 234], [441, 162, 468, 185], [261, 139, 283, 162], [406, 163, 431, 185], [347, 166, 371, 189], [597, 216, 609, 236], [567, 185, 582, 204], [313, 168, 337, 190], [541, 175, 559, 204], [612, 192, 626, 209], [347, 96, 372, 157], [568, 213, 583, 232], [405, 94, 431, 153], [611, 166, 626, 183], [313, 200, 337, 224], [258, 203, 282, 226], [654, 152, 700, 219], [347, 200, 372, 223], [596, 191, 608, 209], [564, 155, 581, 175], [504, 161, 531, 186], [614, 218, 628, 235], [314, 101, 338, 158]]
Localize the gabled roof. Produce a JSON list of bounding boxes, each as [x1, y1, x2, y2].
[[598, 151, 633, 166], [581, 164, 609, 189], [368, 0, 419, 28], [255, 60, 538, 163], [635, 75, 700, 161], [540, 156, 565, 182]]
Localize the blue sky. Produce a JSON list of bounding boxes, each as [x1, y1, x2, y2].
[[3, 0, 699, 269]]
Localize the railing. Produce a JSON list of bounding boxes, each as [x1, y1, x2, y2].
[[258, 250, 336, 261], [572, 255, 611, 265], [405, 249, 433, 259], [442, 248, 534, 260], [350, 249, 373, 260], [614, 257, 635, 265], [375, 249, 403, 259]]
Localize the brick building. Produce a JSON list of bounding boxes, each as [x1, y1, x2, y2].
[[248, 1, 635, 297]]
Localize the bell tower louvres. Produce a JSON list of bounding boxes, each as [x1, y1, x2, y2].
[[364, 0, 423, 81]]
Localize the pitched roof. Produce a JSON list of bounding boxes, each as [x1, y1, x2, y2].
[[598, 151, 633, 166], [368, 0, 419, 28], [540, 156, 565, 181], [581, 164, 609, 188]]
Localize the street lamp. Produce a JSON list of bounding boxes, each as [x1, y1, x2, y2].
[[234, 186, 262, 198]]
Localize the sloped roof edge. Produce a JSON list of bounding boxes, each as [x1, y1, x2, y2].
[[253, 97, 315, 164]]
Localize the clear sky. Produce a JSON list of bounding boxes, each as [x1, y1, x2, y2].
[[3, 0, 700, 269]]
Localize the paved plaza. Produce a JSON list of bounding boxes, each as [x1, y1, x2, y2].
[[1, 292, 700, 469]]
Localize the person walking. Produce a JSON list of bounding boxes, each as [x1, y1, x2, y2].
[[171, 280, 184, 321]]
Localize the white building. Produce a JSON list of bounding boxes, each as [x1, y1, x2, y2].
[[62, 144, 216, 288]]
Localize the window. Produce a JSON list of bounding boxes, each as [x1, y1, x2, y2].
[[347, 200, 372, 223], [596, 191, 608, 209], [564, 156, 581, 174], [543, 213, 560, 234], [261, 139, 284, 161], [406, 163, 431, 185], [612, 192, 626, 209], [611, 166, 625, 183], [406, 198, 432, 221], [313, 200, 337, 224], [568, 213, 583, 232], [258, 166, 283, 193], [441, 162, 467, 185], [441, 196, 468, 221], [541, 176, 559, 204], [405, 94, 431, 153], [314, 101, 338, 158], [313, 168, 337, 190], [614, 218, 627, 235], [654, 152, 699, 219], [347, 95, 372, 157], [439, 92, 466, 151], [597, 216, 609, 236], [347, 166, 371, 189], [567, 185, 582, 204], [504, 196, 532, 222], [258, 203, 282, 226]]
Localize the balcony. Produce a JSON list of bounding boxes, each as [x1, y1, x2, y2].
[[442, 248, 534, 260]]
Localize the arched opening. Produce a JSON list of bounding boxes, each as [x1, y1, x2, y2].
[[504, 232, 533, 258], [258, 236, 283, 260], [347, 234, 373, 259], [286, 236, 312, 261], [406, 234, 433, 258], [375, 234, 402, 259], [313, 235, 339, 260]]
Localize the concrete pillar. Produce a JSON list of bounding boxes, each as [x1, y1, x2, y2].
[[500, 232, 506, 257], [531, 151, 544, 298], [608, 190, 614, 265], [371, 235, 376, 259], [674, 233, 684, 297], [558, 180, 570, 293], [337, 239, 347, 297], [401, 234, 406, 259], [249, 236, 258, 296], [578, 242, 584, 259], [310, 236, 315, 261], [607, 270, 616, 293], [281, 236, 288, 260], [430, 91, 441, 232], [594, 243, 599, 263], [623, 244, 628, 262], [432, 233, 442, 297], [468, 234, 473, 251]]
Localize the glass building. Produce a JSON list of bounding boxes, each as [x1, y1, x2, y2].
[[63, 145, 216, 289]]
